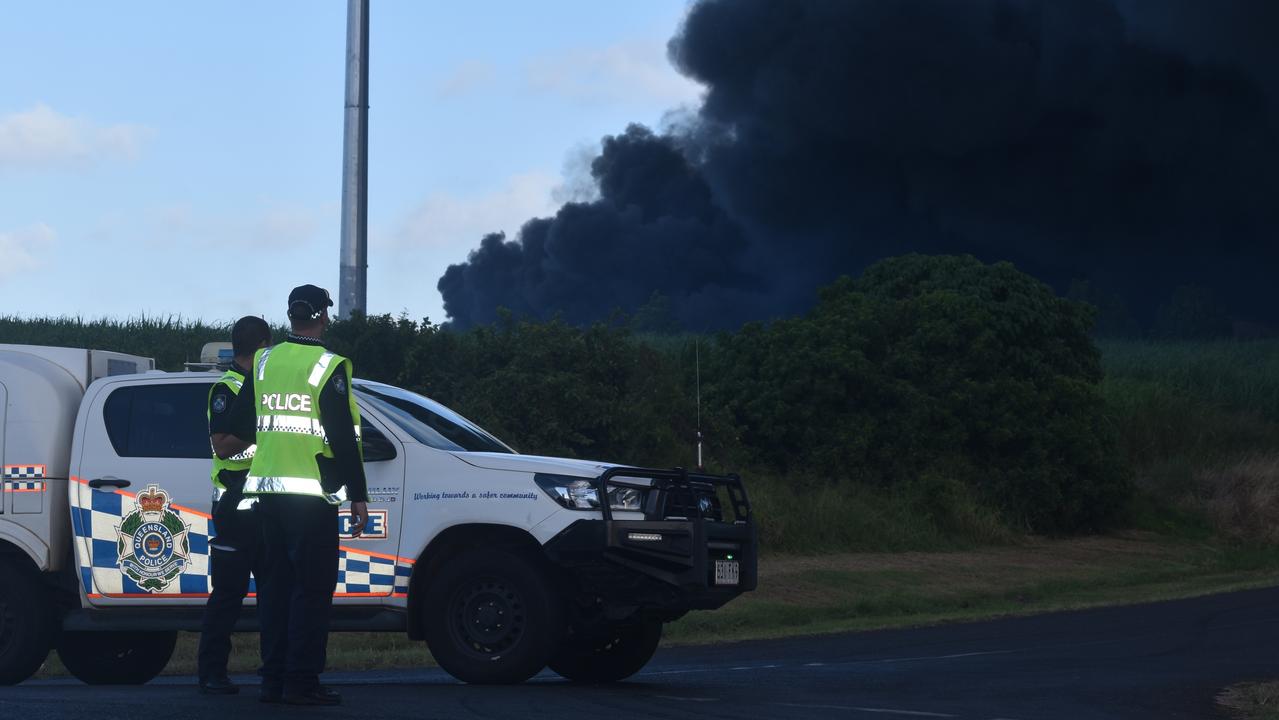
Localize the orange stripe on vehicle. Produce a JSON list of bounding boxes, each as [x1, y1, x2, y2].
[[69, 476, 214, 519], [333, 592, 396, 598], [71, 476, 136, 497], [339, 545, 416, 564]]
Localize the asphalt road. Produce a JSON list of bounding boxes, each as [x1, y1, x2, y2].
[[6, 586, 1279, 720]]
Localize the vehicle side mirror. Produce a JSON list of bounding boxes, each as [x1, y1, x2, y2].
[[361, 424, 397, 462]]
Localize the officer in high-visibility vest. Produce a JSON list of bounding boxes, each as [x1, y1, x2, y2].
[[214, 284, 368, 706], [197, 315, 272, 695]]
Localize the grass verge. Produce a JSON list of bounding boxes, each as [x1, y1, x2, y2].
[[1219, 681, 1279, 720], [666, 531, 1279, 644], [38, 531, 1279, 678]]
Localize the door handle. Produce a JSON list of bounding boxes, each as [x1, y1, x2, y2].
[[89, 477, 131, 490]]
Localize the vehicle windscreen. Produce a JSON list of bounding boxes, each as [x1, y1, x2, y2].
[[354, 382, 514, 454]]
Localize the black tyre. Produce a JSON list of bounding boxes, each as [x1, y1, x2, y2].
[[549, 621, 662, 683], [57, 631, 176, 685], [0, 558, 53, 685], [423, 548, 564, 684]]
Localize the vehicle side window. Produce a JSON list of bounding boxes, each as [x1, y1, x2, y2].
[[361, 422, 397, 462], [103, 383, 211, 459]]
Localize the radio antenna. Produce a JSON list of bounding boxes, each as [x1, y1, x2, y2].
[[696, 338, 703, 471]]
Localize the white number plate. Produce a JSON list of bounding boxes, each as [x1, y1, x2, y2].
[[714, 560, 740, 586]]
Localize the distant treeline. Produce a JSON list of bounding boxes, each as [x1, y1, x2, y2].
[[0, 315, 231, 370], [1067, 281, 1274, 340], [0, 256, 1115, 533], [4, 255, 1276, 549]]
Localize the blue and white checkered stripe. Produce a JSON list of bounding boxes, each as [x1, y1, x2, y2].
[[4, 465, 46, 492], [339, 551, 414, 596], [4, 480, 45, 492], [71, 484, 412, 598]]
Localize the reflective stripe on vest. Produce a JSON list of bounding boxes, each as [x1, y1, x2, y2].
[[256, 346, 274, 380], [256, 415, 362, 443], [227, 446, 256, 462], [257, 414, 326, 438], [242, 475, 347, 505], [308, 352, 336, 387]]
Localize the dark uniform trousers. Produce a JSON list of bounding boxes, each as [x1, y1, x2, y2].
[[254, 493, 340, 692], [197, 483, 263, 681]]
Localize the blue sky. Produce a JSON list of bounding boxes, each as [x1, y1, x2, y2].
[[0, 1, 701, 325]]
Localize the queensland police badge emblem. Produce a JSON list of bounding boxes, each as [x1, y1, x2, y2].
[[115, 485, 191, 593]]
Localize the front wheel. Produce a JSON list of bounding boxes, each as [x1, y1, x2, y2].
[[57, 631, 176, 685], [0, 559, 53, 685], [422, 548, 564, 684], [549, 621, 662, 683]]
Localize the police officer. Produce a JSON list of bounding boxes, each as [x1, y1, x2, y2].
[[197, 315, 272, 695], [213, 284, 368, 706]]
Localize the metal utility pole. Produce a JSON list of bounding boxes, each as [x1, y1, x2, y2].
[[338, 0, 369, 319]]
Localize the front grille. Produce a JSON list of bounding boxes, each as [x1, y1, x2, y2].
[[661, 483, 723, 522]]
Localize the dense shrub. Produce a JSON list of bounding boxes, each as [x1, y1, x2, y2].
[[705, 255, 1131, 532], [328, 312, 705, 467]]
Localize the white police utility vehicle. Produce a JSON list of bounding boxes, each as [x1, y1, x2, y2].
[[0, 344, 756, 685]]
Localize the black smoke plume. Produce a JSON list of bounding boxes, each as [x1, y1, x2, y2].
[[439, 0, 1279, 331]]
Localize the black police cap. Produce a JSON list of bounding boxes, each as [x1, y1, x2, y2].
[[287, 284, 334, 320]]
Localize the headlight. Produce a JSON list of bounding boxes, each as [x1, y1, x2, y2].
[[535, 474, 648, 512], [607, 486, 644, 512], [537, 477, 598, 509]]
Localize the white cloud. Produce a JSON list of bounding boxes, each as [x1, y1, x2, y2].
[[0, 223, 56, 278], [435, 60, 497, 99], [0, 104, 148, 169], [396, 171, 560, 252], [526, 39, 704, 108]]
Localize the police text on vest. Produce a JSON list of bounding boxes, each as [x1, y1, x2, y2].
[[261, 393, 313, 412]]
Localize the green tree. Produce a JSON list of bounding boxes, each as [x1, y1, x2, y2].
[[707, 255, 1130, 532], [327, 311, 702, 467]]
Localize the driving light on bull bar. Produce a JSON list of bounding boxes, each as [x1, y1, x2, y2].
[[535, 474, 648, 512], [627, 532, 663, 542]]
